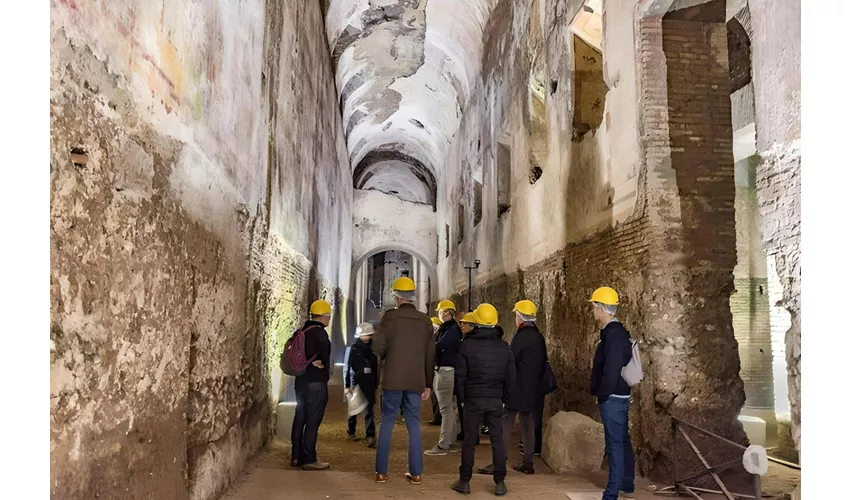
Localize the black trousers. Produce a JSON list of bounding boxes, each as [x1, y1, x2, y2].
[[459, 398, 506, 483], [534, 394, 544, 454], [347, 400, 376, 437], [291, 380, 329, 464]]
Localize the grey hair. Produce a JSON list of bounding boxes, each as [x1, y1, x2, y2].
[[394, 290, 416, 302], [593, 301, 617, 316], [517, 312, 536, 323]]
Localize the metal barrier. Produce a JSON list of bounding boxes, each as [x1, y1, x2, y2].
[[653, 417, 779, 500]]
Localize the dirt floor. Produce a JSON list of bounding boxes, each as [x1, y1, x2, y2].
[[222, 378, 799, 499]]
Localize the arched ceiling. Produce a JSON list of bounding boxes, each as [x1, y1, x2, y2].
[[326, 0, 495, 206]]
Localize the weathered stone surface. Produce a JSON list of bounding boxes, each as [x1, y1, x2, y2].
[[774, 415, 799, 464], [542, 412, 605, 474], [50, 1, 352, 499]]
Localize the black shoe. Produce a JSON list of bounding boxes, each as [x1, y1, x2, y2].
[[477, 464, 495, 475], [494, 482, 507, 496], [428, 419, 442, 426], [451, 479, 471, 495], [480, 425, 489, 435], [366, 436, 377, 448], [512, 463, 535, 475], [290, 459, 300, 468]]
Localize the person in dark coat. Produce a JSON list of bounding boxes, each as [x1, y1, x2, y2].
[[426, 301, 463, 455], [589, 287, 635, 500], [451, 304, 515, 497], [479, 300, 547, 476], [291, 300, 333, 470], [344, 322, 379, 448], [428, 317, 442, 426]]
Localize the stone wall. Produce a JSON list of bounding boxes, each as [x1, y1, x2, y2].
[[748, 0, 802, 461], [49, 1, 352, 499], [436, 0, 749, 480]]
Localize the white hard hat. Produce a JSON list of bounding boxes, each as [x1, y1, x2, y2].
[[355, 322, 375, 338], [346, 385, 369, 416]]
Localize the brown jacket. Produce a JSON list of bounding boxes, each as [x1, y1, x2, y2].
[[373, 303, 436, 392]]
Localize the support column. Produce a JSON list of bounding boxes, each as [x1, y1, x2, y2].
[[635, 0, 747, 478]]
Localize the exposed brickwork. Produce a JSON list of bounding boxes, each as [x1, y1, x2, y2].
[[630, 3, 747, 479], [731, 277, 774, 408]]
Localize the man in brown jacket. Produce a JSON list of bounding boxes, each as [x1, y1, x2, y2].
[[373, 276, 436, 485]]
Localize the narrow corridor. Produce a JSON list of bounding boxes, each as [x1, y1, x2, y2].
[[49, 0, 802, 498]]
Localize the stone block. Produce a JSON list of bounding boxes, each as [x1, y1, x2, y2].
[[542, 411, 605, 474], [774, 414, 799, 463]]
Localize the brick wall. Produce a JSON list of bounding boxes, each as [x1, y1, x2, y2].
[[630, 1, 747, 479]]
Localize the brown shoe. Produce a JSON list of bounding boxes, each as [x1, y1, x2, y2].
[[375, 473, 388, 483], [405, 473, 422, 485]]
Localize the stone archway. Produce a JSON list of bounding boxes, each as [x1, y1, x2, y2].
[[350, 241, 439, 306]]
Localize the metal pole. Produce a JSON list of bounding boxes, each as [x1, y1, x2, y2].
[[468, 267, 473, 309], [672, 420, 681, 495]]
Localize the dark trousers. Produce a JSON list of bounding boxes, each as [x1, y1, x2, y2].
[[533, 393, 544, 453], [348, 400, 376, 437], [459, 398, 506, 483], [457, 400, 464, 437], [600, 397, 635, 499], [503, 409, 536, 467], [291, 380, 329, 464]]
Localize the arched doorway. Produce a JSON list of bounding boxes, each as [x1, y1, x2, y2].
[[350, 242, 439, 329]]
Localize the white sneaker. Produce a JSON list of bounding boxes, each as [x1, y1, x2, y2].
[[619, 491, 635, 499], [424, 445, 448, 456]]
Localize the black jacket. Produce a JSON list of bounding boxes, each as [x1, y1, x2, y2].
[[590, 320, 632, 403], [435, 319, 462, 368], [344, 338, 379, 395], [298, 320, 332, 383], [455, 326, 516, 403], [505, 323, 548, 412]]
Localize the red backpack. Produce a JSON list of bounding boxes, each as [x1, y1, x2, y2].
[[280, 325, 320, 376]]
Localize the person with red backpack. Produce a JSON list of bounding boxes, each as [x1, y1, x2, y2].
[[288, 299, 333, 470]]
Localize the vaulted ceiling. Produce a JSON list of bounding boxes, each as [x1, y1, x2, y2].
[[326, 0, 496, 206]]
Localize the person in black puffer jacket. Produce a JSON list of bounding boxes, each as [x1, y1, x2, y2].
[[451, 304, 515, 497]]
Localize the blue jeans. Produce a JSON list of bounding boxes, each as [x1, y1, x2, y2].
[[376, 390, 423, 476], [599, 397, 635, 499]]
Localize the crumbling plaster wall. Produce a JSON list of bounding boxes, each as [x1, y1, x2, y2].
[[50, 1, 352, 499], [436, 0, 642, 295], [435, 0, 749, 479], [747, 0, 801, 461]]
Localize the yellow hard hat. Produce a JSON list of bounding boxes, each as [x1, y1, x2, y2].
[[431, 317, 441, 326], [473, 303, 499, 326], [310, 299, 332, 316], [513, 300, 537, 316], [392, 276, 416, 292], [589, 287, 619, 306], [436, 300, 457, 312], [460, 312, 478, 324]]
